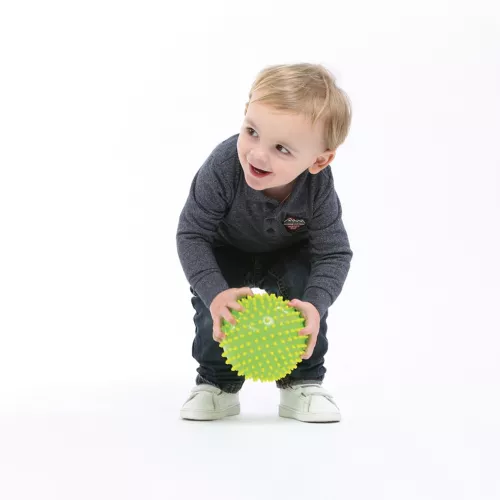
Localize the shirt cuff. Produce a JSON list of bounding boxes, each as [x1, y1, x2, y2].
[[301, 286, 332, 319], [194, 273, 230, 310]]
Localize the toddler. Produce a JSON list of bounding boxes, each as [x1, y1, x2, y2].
[[176, 63, 353, 423]]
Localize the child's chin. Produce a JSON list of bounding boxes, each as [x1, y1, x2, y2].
[[245, 179, 266, 191], [244, 171, 268, 190]]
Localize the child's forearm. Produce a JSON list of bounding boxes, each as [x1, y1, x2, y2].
[[176, 231, 229, 310], [302, 248, 353, 318]]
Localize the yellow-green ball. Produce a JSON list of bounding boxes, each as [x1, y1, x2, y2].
[[219, 293, 307, 382]]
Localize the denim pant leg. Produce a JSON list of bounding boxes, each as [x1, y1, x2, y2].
[[260, 243, 329, 388], [191, 246, 254, 394]]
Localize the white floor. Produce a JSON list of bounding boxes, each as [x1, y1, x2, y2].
[[1, 379, 499, 500]]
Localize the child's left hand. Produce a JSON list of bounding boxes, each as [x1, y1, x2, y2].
[[287, 299, 320, 359]]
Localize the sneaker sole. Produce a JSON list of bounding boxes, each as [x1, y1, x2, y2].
[[279, 404, 341, 423], [180, 404, 240, 421]]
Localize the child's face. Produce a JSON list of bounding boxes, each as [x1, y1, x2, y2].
[[237, 93, 335, 195]]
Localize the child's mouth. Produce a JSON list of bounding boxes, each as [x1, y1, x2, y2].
[[250, 164, 271, 178]]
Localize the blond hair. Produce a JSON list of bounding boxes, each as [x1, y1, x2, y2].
[[245, 63, 352, 151]]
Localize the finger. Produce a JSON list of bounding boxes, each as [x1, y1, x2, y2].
[[212, 317, 225, 342], [220, 307, 237, 326], [299, 326, 312, 336], [237, 287, 254, 298], [301, 336, 318, 359], [227, 301, 244, 312], [288, 299, 304, 311], [213, 328, 226, 342]]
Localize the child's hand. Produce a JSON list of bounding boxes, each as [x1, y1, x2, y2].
[[210, 287, 254, 342], [287, 299, 320, 359]]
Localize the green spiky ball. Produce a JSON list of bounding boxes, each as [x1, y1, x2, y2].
[[219, 293, 307, 382]]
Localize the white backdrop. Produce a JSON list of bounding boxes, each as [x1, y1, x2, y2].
[[1, 1, 499, 499]]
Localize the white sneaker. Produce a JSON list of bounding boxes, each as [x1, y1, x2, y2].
[[180, 384, 240, 421], [279, 383, 341, 423]]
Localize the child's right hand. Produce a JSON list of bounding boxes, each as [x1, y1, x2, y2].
[[210, 287, 254, 342]]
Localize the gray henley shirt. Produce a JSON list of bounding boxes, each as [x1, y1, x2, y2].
[[176, 134, 353, 318]]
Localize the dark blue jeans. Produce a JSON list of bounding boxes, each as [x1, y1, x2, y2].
[[190, 242, 329, 393]]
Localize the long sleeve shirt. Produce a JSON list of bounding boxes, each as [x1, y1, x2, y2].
[[176, 134, 353, 318]]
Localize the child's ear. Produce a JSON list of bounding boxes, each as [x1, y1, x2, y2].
[[309, 150, 336, 174]]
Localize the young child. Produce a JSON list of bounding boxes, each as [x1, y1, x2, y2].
[[176, 63, 353, 423]]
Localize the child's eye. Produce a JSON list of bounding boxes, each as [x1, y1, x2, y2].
[[246, 128, 290, 155], [276, 144, 291, 155]]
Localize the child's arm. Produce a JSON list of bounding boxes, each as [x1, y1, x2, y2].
[[176, 151, 235, 310], [301, 171, 353, 318]]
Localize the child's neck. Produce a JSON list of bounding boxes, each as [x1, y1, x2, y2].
[[263, 180, 295, 203]]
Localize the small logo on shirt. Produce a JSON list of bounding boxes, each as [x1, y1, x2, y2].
[[283, 217, 306, 232]]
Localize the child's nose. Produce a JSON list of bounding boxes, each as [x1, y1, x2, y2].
[[249, 150, 268, 168]]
